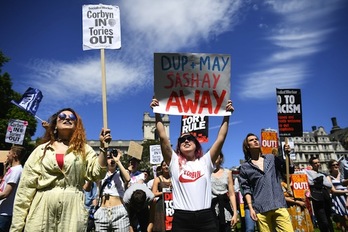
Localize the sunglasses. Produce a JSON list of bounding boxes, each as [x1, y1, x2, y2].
[[178, 134, 196, 144], [331, 163, 339, 167], [58, 113, 77, 121]]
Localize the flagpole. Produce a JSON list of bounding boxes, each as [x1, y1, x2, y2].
[[101, 48, 109, 148], [34, 115, 44, 122]]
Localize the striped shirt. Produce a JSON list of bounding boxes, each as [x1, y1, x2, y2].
[[239, 154, 288, 214]]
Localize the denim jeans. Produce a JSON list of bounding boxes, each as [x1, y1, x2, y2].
[[244, 209, 256, 232]]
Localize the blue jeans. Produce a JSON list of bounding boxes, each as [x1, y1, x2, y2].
[[244, 209, 256, 232], [0, 215, 12, 232]]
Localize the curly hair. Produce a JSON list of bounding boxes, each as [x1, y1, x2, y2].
[[40, 108, 87, 158]]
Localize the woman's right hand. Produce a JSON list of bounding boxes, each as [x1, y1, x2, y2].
[[99, 128, 112, 144], [150, 98, 159, 109], [249, 208, 258, 221]]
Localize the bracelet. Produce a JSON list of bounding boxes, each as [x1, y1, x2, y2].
[[99, 147, 106, 153]]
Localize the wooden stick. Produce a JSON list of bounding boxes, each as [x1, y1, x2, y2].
[[285, 137, 290, 191], [100, 48, 109, 148]]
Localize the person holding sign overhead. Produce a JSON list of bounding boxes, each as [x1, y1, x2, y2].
[[239, 133, 294, 232], [10, 108, 112, 232], [150, 98, 234, 232]]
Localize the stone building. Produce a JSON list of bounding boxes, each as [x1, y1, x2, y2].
[[288, 117, 348, 173], [87, 113, 170, 155]]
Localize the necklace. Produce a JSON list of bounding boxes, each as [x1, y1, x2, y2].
[[57, 138, 69, 143]]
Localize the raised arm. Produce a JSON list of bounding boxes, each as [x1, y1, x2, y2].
[[210, 100, 234, 163], [150, 98, 173, 165], [113, 150, 131, 184], [98, 128, 112, 168]]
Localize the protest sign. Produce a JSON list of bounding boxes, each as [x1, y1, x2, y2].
[[5, 119, 28, 145], [276, 89, 303, 137], [163, 190, 173, 231], [181, 115, 208, 143], [82, 4, 121, 50], [127, 141, 143, 160], [261, 129, 278, 155], [149, 145, 163, 164], [281, 140, 296, 160], [154, 53, 231, 116], [291, 174, 310, 199]]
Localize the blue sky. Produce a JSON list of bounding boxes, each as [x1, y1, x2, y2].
[[1, 0, 347, 168]]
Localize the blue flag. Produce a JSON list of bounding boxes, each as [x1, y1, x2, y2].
[[11, 87, 43, 116]]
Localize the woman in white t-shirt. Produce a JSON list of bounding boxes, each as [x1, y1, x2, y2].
[[150, 98, 234, 232]]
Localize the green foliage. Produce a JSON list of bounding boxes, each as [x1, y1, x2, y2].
[[0, 50, 37, 153]]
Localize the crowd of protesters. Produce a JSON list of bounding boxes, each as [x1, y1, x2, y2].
[[1, 105, 348, 232]]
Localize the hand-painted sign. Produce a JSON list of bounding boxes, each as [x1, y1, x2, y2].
[[154, 53, 231, 116]]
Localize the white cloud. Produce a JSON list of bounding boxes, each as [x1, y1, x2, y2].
[[24, 0, 245, 109], [239, 64, 308, 99], [119, 0, 244, 51], [238, 0, 344, 100]]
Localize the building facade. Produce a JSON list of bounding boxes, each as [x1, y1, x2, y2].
[[87, 113, 170, 155], [285, 117, 348, 173]]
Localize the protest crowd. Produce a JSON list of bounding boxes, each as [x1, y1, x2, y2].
[[1, 97, 347, 232], [1, 55, 346, 232]]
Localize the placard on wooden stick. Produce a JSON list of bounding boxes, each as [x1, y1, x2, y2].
[[127, 141, 143, 160]]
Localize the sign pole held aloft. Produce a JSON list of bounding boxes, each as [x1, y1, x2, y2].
[[100, 48, 109, 148], [82, 4, 121, 148], [285, 137, 290, 191], [276, 88, 303, 192]]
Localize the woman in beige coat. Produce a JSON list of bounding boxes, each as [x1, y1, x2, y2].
[[10, 108, 111, 232]]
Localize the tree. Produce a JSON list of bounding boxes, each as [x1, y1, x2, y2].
[[0, 50, 38, 153]]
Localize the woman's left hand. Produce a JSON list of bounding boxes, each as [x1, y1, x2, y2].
[[226, 100, 234, 113], [99, 128, 112, 144], [231, 214, 238, 228]]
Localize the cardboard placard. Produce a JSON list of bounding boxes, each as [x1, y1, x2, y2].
[[127, 141, 143, 160]]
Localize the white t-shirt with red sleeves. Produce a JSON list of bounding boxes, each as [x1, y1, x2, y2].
[[0, 165, 23, 216], [169, 151, 214, 211]]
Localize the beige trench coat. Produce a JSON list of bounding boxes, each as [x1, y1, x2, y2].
[[10, 142, 106, 232]]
